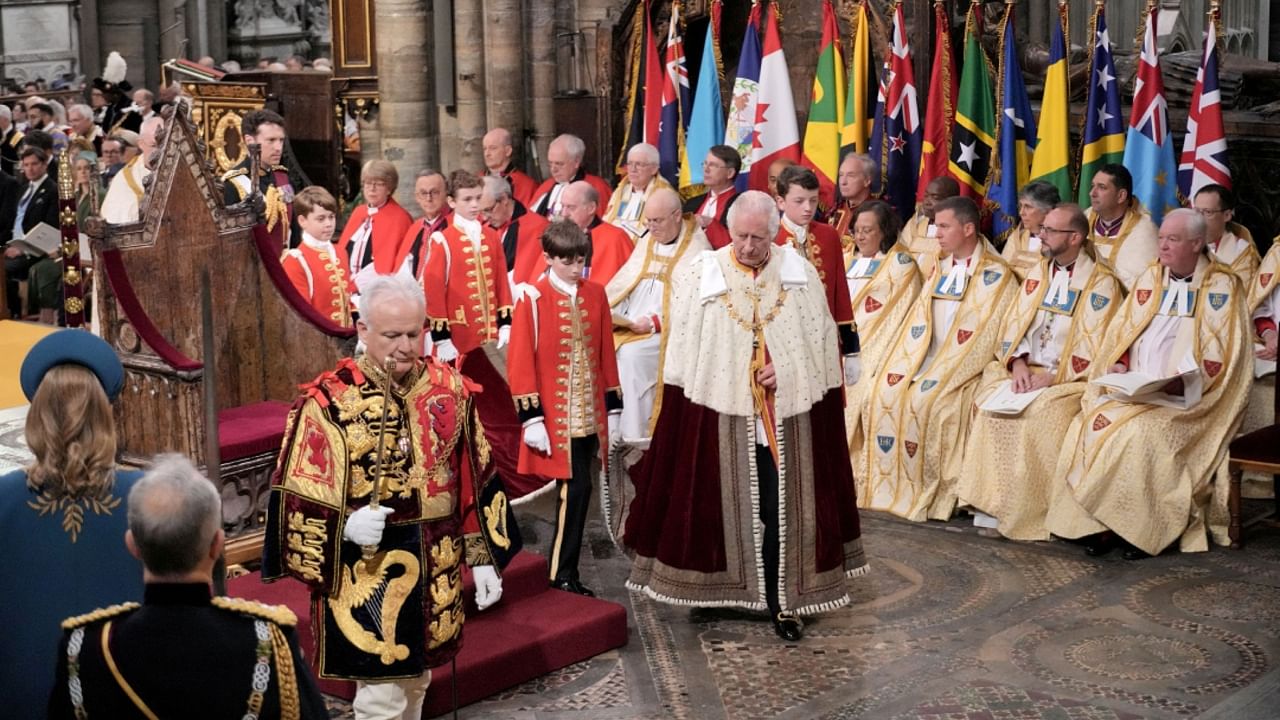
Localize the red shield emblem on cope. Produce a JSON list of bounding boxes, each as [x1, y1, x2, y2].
[[956, 329, 973, 345], [864, 296, 883, 313], [904, 441, 919, 457], [1071, 355, 1090, 374], [1024, 279, 1040, 295], [1261, 273, 1273, 288], [1204, 360, 1223, 378], [1092, 414, 1112, 432], [887, 373, 904, 386], [1136, 289, 1152, 305]]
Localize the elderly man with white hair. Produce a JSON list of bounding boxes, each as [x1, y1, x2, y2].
[[263, 271, 519, 720], [1048, 208, 1252, 559], [602, 143, 672, 239], [529, 133, 612, 217], [101, 115, 163, 223], [827, 153, 878, 246], [623, 190, 867, 642], [67, 103, 104, 153]]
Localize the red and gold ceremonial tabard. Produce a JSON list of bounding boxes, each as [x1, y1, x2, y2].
[[281, 240, 355, 326], [507, 275, 622, 479], [423, 219, 514, 353], [775, 220, 858, 352], [262, 356, 519, 680]]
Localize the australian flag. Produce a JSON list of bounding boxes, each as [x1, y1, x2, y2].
[[659, 4, 690, 187], [868, 3, 920, 220]]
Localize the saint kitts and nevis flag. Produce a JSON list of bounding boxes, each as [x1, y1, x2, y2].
[[1124, 5, 1179, 223], [1028, 2, 1071, 199], [988, 1, 1037, 240], [1179, 6, 1232, 198], [800, 0, 844, 208], [948, 4, 996, 200], [1076, 2, 1125, 205]]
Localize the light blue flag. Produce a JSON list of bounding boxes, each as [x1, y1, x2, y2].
[[683, 22, 725, 188], [1124, 7, 1179, 223]]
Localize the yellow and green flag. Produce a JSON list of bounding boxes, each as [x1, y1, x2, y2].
[[801, 0, 845, 207], [1028, 2, 1071, 198], [840, 1, 877, 157]]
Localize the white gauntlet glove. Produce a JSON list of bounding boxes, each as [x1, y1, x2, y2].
[[496, 325, 511, 349], [607, 411, 622, 446], [523, 419, 551, 454], [843, 355, 862, 386], [343, 505, 394, 546], [472, 565, 503, 610], [435, 338, 459, 362]]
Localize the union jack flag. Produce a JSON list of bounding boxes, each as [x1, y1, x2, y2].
[[659, 2, 690, 186], [1178, 10, 1231, 198]]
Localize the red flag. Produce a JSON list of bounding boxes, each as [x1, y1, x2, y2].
[[917, 1, 957, 200], [746, 2, 800, 192], [641, 1, 663, 145]]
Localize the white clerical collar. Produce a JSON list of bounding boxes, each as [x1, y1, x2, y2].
[[709, 186, 732, 198], [548, 269, 579, 297], [1044, 262, 1073, 306], [453, 213, 482, 238], [849, 252, 883, 278], [780, 214, 808, 243], [629, 178, 652, 195], [1160, 273, 1193, 316], [938, 255, 970, 295], [366, 203, 382, 216], [300, 231, 331, 250]]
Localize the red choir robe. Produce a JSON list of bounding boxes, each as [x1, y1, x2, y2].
[[519, 218, 635, 287], [494, 164, 538, 208], [338, 199, 414, 276], [683, 187, 738, 249], [775, 220, 859, 353], [281, 237, 355, 326], [529, 170, 614, 218], [396, 212, 451, 278], [508, 274, 623, 479], [498, 205, 551, 285]]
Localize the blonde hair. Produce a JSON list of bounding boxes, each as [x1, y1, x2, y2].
[[362, 159, 399, 194], [24, 364, 118, 498]]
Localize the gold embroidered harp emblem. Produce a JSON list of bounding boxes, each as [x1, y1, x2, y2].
[[328, 550, 421, 665]]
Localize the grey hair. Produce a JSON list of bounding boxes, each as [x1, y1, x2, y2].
[[128, 454, 222, 576], [68, 103, 92, 122], [1018, 180, 1061, 211], [569, 180, 599, 207], [48, 99, 67, 124], [841, 152, 877, 181], [416, 167, 444, 181], [0, 105, 9, 122], [1166, 207, 1208, 243], [482, 174, 511, 201], [727, 190, 780, 239], [357, 272, 426, 321], [627, 143, 659, 165], [553, 134, 586, 162]]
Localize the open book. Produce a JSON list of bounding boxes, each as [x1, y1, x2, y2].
[[977, 379, 1048, 416], [7, 222, 61, 256], [1093, 368, 1203, 410]]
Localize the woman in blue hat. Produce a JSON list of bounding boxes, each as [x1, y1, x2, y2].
[[0, 330, 145, 717]]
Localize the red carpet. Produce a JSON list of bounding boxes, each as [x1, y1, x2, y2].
[[227, 552, 627, 717]]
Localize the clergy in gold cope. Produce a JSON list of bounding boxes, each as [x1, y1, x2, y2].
[[1048, 209, 1251, 558], [958, 204, 1123, 541], [856, 196, 1018, 521]]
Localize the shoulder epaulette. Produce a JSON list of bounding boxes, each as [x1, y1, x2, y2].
[[61, 602, 141, 630], [211, 596, 297, 626], [221, 167, 249, 181], [8, 130, 22, 147]]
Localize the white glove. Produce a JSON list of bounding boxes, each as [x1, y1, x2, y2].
[[435, 338, 459, 362], [607, 411, 621, 446], [343, 505, 394, 546], [523, 420, 551, 454], [472, 565, 503, 610], [843, 355, 862, 386], [496, 325, 511, 349]]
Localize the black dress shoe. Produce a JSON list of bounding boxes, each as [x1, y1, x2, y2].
[[1083, 532, 1118, 557], [772, 611, 803, 641], [549, 579, 596, 597], [1121, 545, 1153, 561]]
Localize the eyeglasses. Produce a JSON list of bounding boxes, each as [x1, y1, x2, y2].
[[627, 160, 656, 168], [415, 188, 442, 198], [1039, 226, 1076, 237], [362, 180, 388, 189]]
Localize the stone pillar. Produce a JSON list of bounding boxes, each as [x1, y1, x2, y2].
[[374, 0, 436, 209], [483, 0, 526, 163], [358, 113, 382, 169], [453, 0, 486, 173], [527, 0, 557, 176]]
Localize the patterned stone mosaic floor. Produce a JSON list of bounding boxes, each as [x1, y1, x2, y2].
[[318, 495, 1280, 720]]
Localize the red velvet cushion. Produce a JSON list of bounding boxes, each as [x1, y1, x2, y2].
[[217, 401, 292, 461]]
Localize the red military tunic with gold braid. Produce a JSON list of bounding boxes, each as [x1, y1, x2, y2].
[[261, 356, 520, 680], [281, 235, 355, 326], [422, 215, 514, 353], [775, 219, 860, 354], [507, 274, 623, 479]]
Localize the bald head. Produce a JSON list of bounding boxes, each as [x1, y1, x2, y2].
[[643, 188, 684, 243], [482, 127, 515, 172]]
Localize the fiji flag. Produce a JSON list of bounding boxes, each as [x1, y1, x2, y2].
[[1123, 7, 1179, 223], [1178, 8, 1231, 198], [724, 2, 763, 192], [989, 4, 1037, 241], [659, 2, 690, 187], [1076, 4, 1125, 205], [868, 3, 920, 220]]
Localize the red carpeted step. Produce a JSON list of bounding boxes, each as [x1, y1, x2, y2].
[[226, 552, 628, 713]]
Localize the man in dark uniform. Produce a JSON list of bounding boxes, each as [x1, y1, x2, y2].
[[48, 454, 329, 719], [262, 273, 520, 719], [222, 108, 299, 247]]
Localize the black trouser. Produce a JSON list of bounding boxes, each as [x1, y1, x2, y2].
[[549, 435, 600, 583], [4, 252, 36, 317], [756, 444, 782, 616]]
